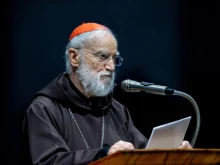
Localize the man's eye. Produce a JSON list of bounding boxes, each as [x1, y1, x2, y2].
[[99, 54, 108, 60]]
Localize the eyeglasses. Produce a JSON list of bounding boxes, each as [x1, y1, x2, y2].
[[74, 48, 123, 66]]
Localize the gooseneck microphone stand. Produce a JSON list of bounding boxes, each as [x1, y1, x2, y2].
[[121, 79, 201, 147], [173, 90, 200, 147], [140, 81, 200, 147]]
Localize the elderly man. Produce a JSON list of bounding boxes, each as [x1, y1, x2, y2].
[[22, 22, 192, 165]]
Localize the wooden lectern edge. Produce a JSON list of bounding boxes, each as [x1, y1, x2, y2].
[[88, 148, 220, 165], [122, 148, 220, 152]]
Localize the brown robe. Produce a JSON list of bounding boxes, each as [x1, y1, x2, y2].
[[22, 72, 148, 165]]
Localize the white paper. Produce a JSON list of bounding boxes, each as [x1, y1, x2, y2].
[[145, 116, 191, 149]]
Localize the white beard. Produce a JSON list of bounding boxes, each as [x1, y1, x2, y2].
[[76, 56, 116, 97]]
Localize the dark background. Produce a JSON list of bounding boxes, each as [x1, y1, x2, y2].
[[2, 0, 219, 164]]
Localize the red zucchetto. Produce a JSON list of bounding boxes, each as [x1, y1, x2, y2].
[[69, 22, 108, 41]]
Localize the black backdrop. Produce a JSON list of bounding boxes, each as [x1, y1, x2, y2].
[[3, 0, 219, 164]]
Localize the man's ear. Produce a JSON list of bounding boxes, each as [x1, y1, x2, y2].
[[68, 48, 80, 67]]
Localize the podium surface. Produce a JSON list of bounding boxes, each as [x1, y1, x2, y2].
[[89, 149, 220, 165]]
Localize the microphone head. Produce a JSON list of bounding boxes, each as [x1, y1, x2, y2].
[[121, 79, 129, 92], [121, 79, 174, 95], [121, 79, 143, 92]]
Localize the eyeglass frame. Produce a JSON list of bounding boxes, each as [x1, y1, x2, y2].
[[73, 48, 123, 66]]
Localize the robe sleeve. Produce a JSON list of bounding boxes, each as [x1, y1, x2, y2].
[[123, 107, 148, 149], [22, 102, 101, 165]]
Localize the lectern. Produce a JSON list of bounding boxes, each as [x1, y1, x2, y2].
[[89, 149, 220, 165]]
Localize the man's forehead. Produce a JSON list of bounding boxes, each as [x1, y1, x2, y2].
[[86, 33, 118, 51]]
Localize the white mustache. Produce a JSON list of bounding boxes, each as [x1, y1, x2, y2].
[[100, 71, 113, 77]]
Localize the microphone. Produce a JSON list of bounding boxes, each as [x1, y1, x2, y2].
[[121, 79, 174, 95], [121, 79, 201, 147]]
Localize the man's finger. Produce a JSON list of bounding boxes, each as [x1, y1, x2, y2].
[[178, 141, 192, 149]]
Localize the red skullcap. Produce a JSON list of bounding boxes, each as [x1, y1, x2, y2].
[[69, 22, 108, 41]]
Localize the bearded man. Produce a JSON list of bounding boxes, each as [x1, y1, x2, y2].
[[22, 22, 192, 165]]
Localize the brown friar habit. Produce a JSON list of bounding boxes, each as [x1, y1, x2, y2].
[[22, 72, 148, 165]]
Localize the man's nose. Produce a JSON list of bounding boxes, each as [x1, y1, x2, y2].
[[105, 58, 115, 72]]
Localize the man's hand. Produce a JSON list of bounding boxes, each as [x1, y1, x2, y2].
[[108, 140, 135, 155], [177, 140, 193, 149]]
